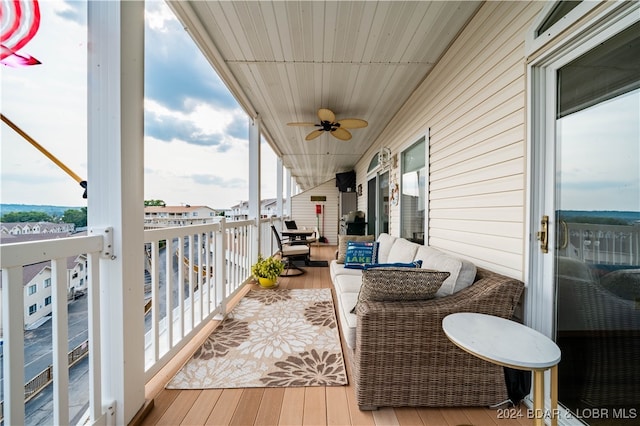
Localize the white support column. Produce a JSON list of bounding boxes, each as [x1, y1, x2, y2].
[[87, 2, 145, 424], [248, 116, 261, 261], [276, 157, 283, 217], [286, 168, 292, 217]]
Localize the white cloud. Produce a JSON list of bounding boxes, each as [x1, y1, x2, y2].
[[1, 0, 280, 209]]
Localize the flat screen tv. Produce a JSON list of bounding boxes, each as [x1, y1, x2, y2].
[[336, 171, 356, 192]]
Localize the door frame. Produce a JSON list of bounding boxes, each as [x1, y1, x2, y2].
[[526, 1, 640, 338]]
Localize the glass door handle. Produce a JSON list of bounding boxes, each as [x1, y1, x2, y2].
[[536, 215, 549, 253], [559, 220, 568, 249]]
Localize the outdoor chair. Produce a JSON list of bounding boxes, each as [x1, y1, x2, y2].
[[271, 225, 310, 276]]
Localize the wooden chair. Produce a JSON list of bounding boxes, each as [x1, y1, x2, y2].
[[271, 225, 310, 276]]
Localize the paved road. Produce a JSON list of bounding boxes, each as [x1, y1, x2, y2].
[[1, 241, 189, 423], [0, 295, 88, 401]]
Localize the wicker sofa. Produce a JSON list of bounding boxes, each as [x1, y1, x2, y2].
[[330, 233, 524, 410]]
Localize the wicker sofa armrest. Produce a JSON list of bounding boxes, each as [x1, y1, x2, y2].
[[353, 267, 524, 409]]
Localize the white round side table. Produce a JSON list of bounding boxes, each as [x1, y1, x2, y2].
[[443, 312, 561, 426]]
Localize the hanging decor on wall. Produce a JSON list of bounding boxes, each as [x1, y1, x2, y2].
[[390, 182, 399, 206]]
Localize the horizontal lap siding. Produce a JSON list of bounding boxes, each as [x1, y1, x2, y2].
[[290, 179, 340, 245], [354, 1, 543, 280]]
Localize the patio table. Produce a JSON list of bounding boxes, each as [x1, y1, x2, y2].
[[442, 312, 561, 426]]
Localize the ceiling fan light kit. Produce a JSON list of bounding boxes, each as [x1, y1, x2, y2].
[[287, 108, 368, 141]]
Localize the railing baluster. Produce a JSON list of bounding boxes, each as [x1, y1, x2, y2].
[[52, 258, 70, 426], [198, 233, 203, 322], [2, 266, 26, 426], [166, 238, 174, 347], [188, 234, 194, 332], [87, 253, 102, 423], [177, 235, 185, 339], [151, 241, 160, 362]]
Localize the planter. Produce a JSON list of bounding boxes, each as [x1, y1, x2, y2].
[[258, 277, 278, 288]]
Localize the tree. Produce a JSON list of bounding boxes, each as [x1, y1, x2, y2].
[[144, 200, 166, 207], [0, 211, 52, 222], [62, 208, 87, 228]]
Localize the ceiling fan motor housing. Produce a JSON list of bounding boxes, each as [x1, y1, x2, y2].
[[321, 120, 339, 131]]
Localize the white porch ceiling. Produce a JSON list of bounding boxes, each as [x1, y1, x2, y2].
[[169, 1, 481, 190]]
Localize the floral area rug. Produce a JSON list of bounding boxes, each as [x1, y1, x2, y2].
[[166, 288, 348, 389]]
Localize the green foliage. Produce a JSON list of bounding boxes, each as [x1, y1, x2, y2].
[[0, 211, 53, 222], [145, 200, 166, 207], [251, 255, 285, 280], [560, 215, 630, 226], [62, 208, 87, 228]]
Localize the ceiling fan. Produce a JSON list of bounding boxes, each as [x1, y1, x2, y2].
[[287, 108, 368, 141]]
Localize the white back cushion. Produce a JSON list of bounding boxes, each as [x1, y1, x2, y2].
[[386, 238, 419, 263], [376, 233, 397, 263], [421, 252, 477, 297]]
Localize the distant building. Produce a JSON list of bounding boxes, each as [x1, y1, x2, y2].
[[227, 198, 287, 221], [0, 232, 88, 331], [143, 205, 221, 228], [0, 221, 75, 235]]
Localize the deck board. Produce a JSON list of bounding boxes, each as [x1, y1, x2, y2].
[[138, 245, 529, 426], [181, 389, 222, 425]]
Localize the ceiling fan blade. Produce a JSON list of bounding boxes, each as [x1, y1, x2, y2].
[[331, 127, 352, 141], [287, 122, 318, 127], [318, 108, 335, 123], [305, 129, 324, 141], [337, 118, 368, 129]]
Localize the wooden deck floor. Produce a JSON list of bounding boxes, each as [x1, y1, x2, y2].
[[137, 245, 532, 426]]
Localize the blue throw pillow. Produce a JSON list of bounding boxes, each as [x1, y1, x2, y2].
[[363, 260, 423, 270], [344, 241, 379, 269]]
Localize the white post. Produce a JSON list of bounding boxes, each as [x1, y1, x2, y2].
[[87, 1, 146, 424], [286, 168, 292, 217], [276, 157, 283, 218], [249, 116, 261, 261]]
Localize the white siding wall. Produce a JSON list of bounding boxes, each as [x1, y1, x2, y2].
[[24, 269, 53, 328], [290, 179, 340, 245], [354, 1, 543, 279]]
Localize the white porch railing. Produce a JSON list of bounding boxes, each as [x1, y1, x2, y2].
[[1, 235, 103, 425], [0, 216, 285, 424], [562, 222, 640, 266], [142, 218, 256, 378]]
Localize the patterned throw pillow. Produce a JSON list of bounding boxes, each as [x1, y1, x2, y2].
[[344, 241, 379, 269], [336, 234, 375, 263], [351, 267, 450, 313]]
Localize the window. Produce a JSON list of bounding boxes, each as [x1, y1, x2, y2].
[[401, 137, 426, 244], [28, 284, 37, 295], [536, 1, 582, 36], [43, 278, 51, 288], [367, 153, 379, 173], [45, 296, 52, 306], [29, 304, 37, 315]]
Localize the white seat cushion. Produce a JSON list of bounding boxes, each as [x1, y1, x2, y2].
[[282, 245, 309, 256], [330, 259, 363, 280], [336, 292, 358, 350], [334, 274, 363, 294]]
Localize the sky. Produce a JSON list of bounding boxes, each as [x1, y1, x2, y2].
[[1, 0, 279, 210], [557, 89, 639, 212]]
